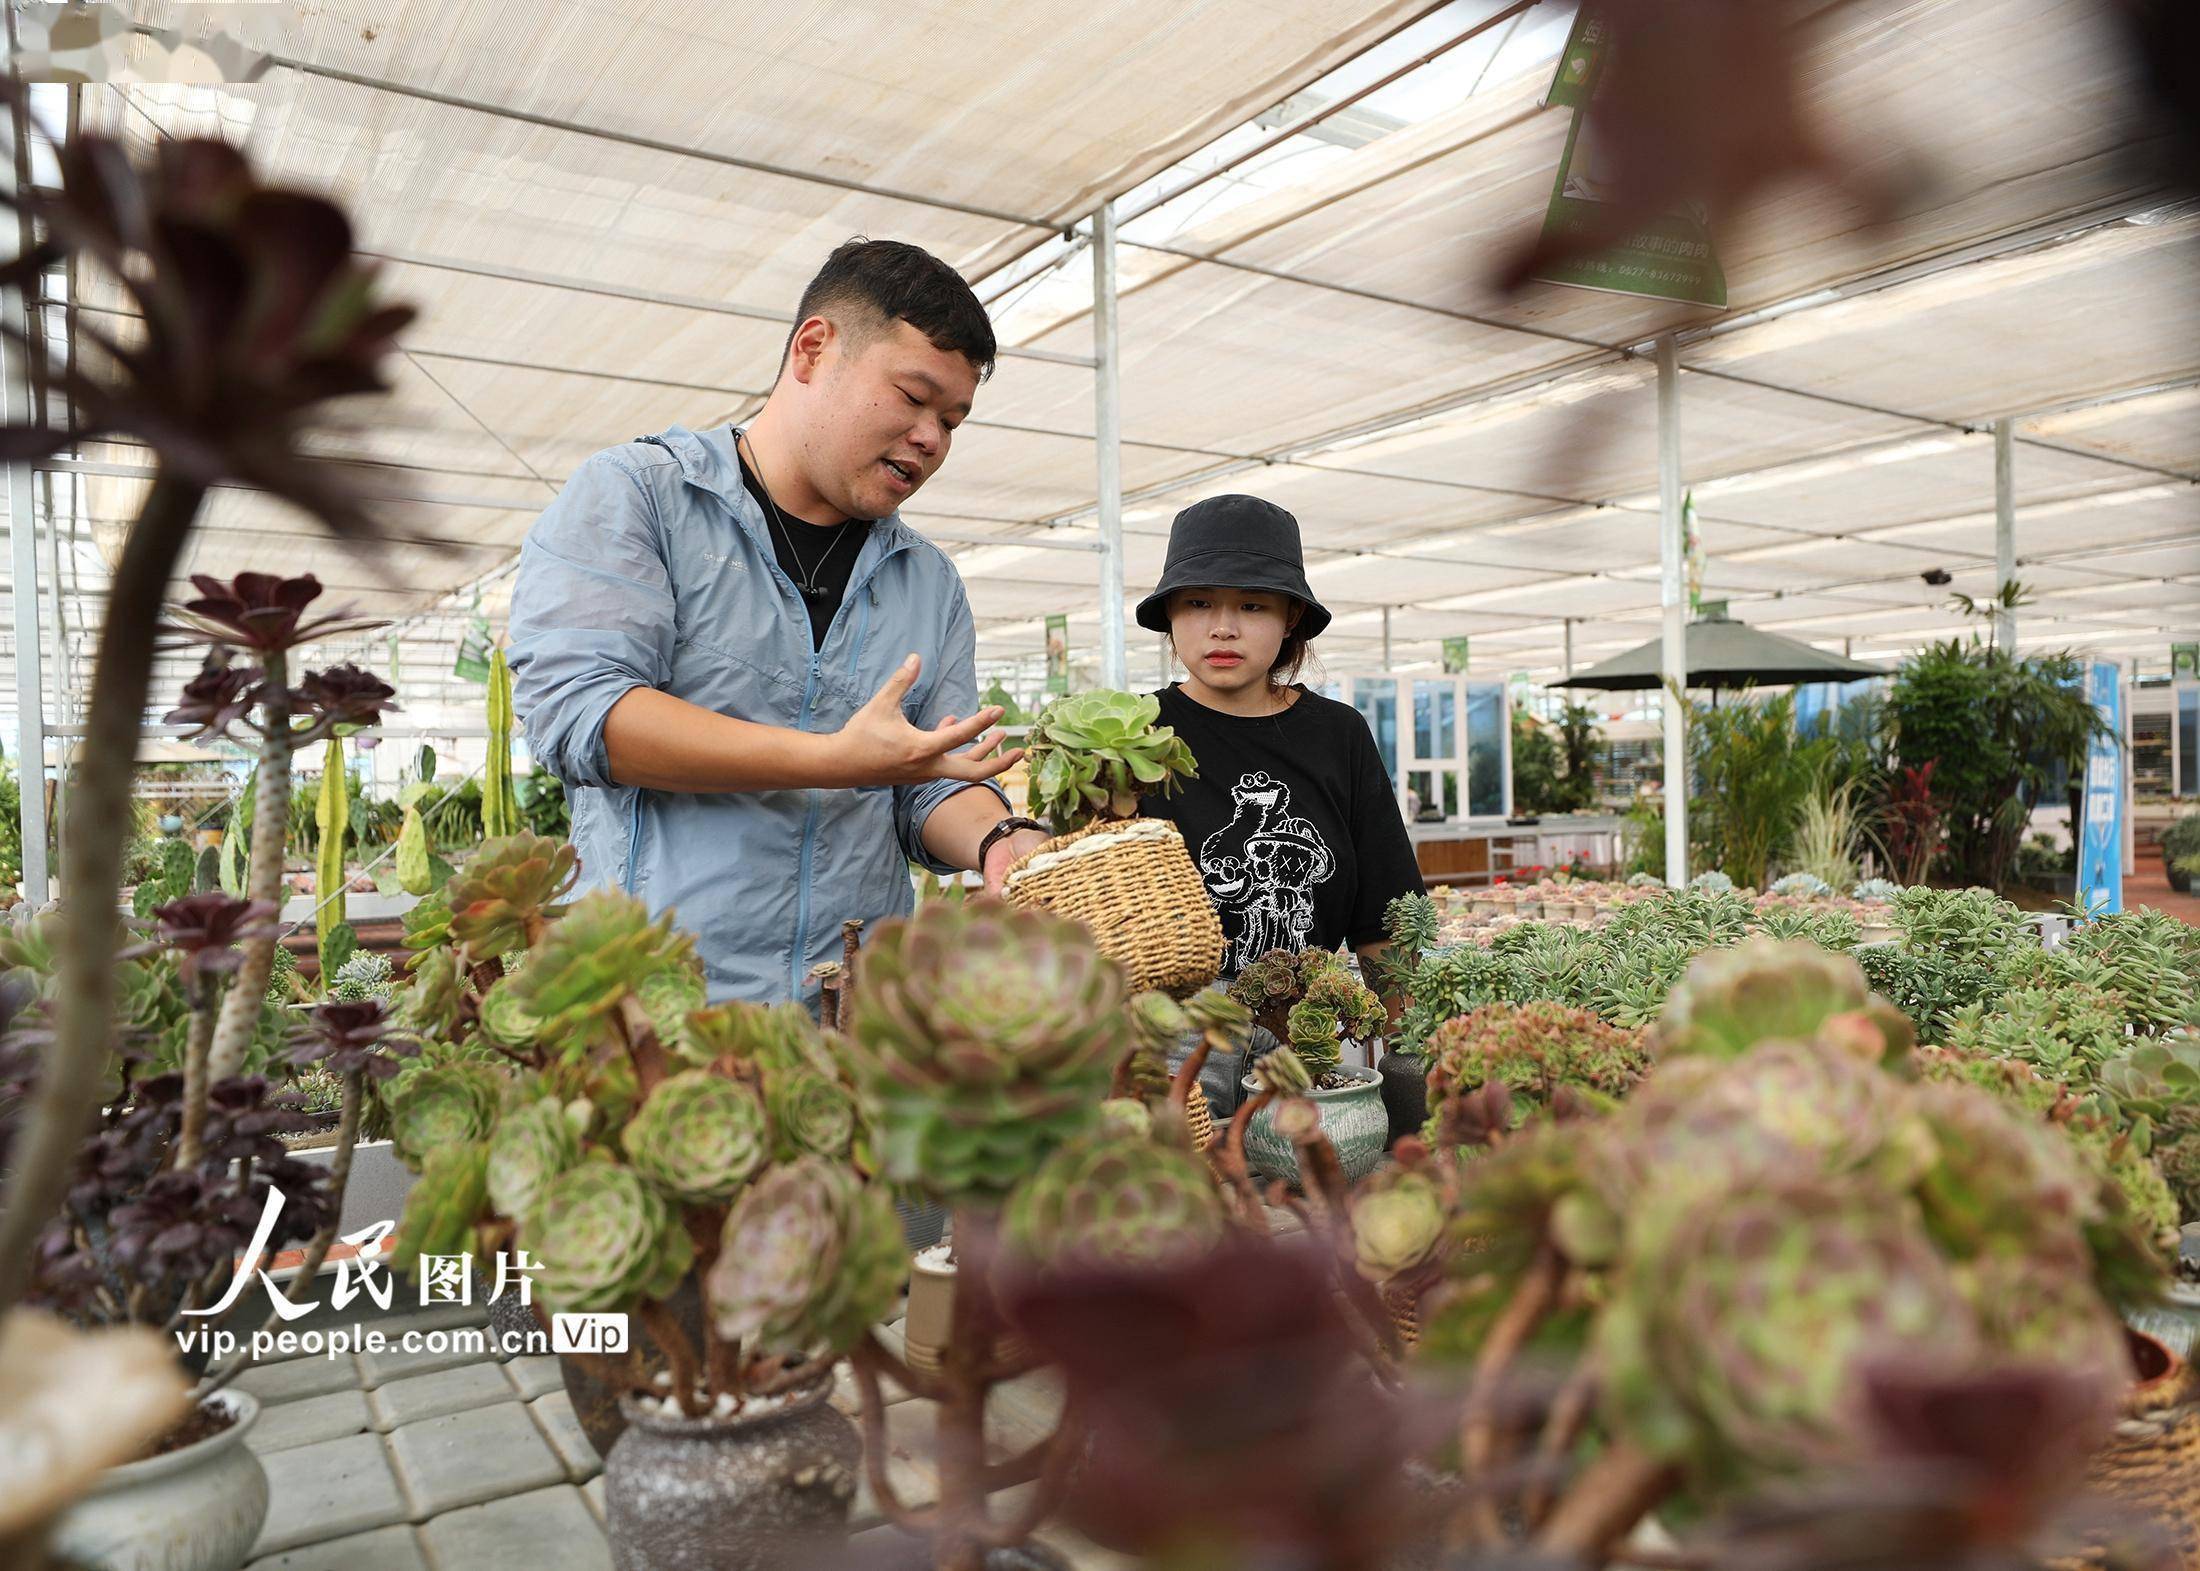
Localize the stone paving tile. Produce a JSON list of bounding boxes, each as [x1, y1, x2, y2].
[[418, 1484, 611, 1571], [358, 1328, 499, 1389], [369, 1361, 518, 1429], [832, 1351, 917, 1416], [527, 1388, 603, 1483], [234, 1352, 364, 1405], [249, 1387, 374, 1453], [245, 1522, 426, 1571], [582, 1474, 606, 1523], [986, 1368, 1066, 1458], [252, 1432, 407, 1557], [388, 1401, 567, 1519], [502, 1354, 564, 1401], [849, 1396, 940, 1531]]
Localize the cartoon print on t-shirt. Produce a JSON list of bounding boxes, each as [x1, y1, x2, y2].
[[1197, 771, 1337, 971]]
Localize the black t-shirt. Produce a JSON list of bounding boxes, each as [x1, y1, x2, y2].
[[736, 444, 869, 650], [1141, 683, 1426, 973]]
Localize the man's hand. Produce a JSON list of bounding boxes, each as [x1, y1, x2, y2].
[[832, 654, 1022, 787], [981, 827, 1051, 897]]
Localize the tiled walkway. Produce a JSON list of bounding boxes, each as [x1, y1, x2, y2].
[[235, 1297, 1129, 1570]]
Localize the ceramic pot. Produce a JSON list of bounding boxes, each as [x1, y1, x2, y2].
[[603, 1381, 859, 1571], [51, 1391, 269, 1571], [562, 1275, 708, 1460], [1375, 1050, 1430, 1145], [1241, 1064, 1391, 1185], [486, 1288, 541, 1357]]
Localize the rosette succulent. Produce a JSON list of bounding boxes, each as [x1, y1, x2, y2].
[[391, 1142, 491, 1275], [1767, 872, 1832, 900], [620, 1070, 769, 1204], [2060, 908, 2200, 1035], [1023, 688, 1197, 832], [1251, 1044, 1314, 1097], [507, 890, 696, 1051], [847, 902, 1126, 1198], [706, 1158, 904, 1356], [1945, 982, 2125, 1081], [766, 1068, 858, 1164], [1598, 1177, 1984, 1483], [1350, 1167, 1446, 1284], [475, 977, 543, 1050], [635, 965, 706, 1054], [1687, 870, 1734, 893], [486, 1096, 584, 1224], [1851, 878, 1901, 904], [1003, 1130, 1225, 1271], [527, 1159, 694, 1314], [1655, 938, 1872, 1060], [445, 833, 579, 961], [385, 1060, 505, 1168], [1422, 1002, 1649, 1146]]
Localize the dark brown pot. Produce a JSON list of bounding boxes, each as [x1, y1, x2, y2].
[[560, 1276, 709, 1459], [602, 1380, 859, 1571]]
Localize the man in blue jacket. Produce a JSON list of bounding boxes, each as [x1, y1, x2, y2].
[[509, 239, 1050, 1003]]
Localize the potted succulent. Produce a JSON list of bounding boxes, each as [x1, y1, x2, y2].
[[1230, 949, 1390, 1184], [842, 899, 1137, 1571], [0, 571, 409, 1571], [383, 854, 899, 1571], [1001, 690, 1221, 997], [1419, 1001, 1650, 1150], [1374, 940, 2162, 1563]]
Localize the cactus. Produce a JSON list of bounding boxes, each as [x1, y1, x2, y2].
[[481, 646, 520, 839], [315, 738, 349, 979]]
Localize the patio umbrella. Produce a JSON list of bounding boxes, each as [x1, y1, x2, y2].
[[1550, 609, 1885, 692]]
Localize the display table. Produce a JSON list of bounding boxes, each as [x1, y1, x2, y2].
[[1407, 815, 1628, 887]]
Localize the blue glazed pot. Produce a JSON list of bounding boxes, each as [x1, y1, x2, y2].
[[1240, 1064, 1390, 1185]]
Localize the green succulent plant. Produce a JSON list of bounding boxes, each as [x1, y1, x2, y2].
[[486, 1095, 584, 1224], [635, 964, 707, 1055], [1749, 905, 1860, 951], [507, 890, 696, 1052], [2059, 908, 2200, 1035], [527, 1159, 695, 1314], [446, 833, 580, 961], [2098, 1035, 2200, 1124], [390, 1142, 491, 1276], [847, 901, 1126, 1198], [396, 943, 467, 1036], [1003, 1129, 1225, 1270], [1890, 886, 2032, 967], [705, 1158, 905, 1357], [1350, 1166, 1447, 1284], [1656, 938, 1872, 1060], [1422, 1002, 1650, 1146], [1251, 1044, 1314, 1097], [1023, 688, 1198, 833], [1944, 982, 2126, 1082], [385, 1060, 506, 1169], [1598, 1176, 1985, 1483], [400, 887, 455, 962], [620, 1070, 770, 1204]]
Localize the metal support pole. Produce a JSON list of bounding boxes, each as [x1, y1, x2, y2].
[[1382, 606, 1393, 671], [1657, 336, 1688, 887], [1092, 201, 1127, 691], [39, 470, 66, 869], [1562, 617, 1574, 679], [5, 284, 49, 905], [1993, 417, 2016, 654]]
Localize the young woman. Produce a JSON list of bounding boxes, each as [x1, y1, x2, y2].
[[1134, 494, 1426, 980]]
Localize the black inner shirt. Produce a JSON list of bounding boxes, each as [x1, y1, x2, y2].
[[736, 438, 869, 650]]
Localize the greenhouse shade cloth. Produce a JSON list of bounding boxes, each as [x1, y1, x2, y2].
[[1549, 613, 1886, 691]]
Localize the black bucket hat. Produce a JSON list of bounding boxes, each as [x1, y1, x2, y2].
[[1133, 494, 1332, 639]]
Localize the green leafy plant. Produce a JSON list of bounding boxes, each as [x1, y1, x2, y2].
[[1885, 639, 2104, 890], [2057, 906, 2200, 1035], [1944, 983, 2127, 1082], [1002, 1129, 1226, 1271], [1023, 689, 1197, 833], [1689, 692, 1830, 891]]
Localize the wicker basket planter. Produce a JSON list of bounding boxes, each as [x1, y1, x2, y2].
[[1002, 817, 1223, 997]]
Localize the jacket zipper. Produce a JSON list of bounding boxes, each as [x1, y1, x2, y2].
[[787, 542, 907, 1000]]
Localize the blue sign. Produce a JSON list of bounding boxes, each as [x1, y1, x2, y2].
[[2074, 660, 2124, 917]]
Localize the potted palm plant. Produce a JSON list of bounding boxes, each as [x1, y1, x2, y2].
[[1001, 690, 1221, 997]]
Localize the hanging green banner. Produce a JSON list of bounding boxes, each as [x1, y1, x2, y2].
[[452, 612, 493, 684], [1044, 614, 1070, 695], [1545, 7, 1609, 108], [1442, 636, 1472, 675], [1533, 107, 1727, 306], [2172, 642, 2199, 679]]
